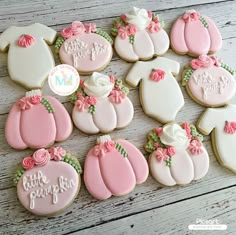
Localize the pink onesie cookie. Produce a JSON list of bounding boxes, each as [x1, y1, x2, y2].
[[5, 90, 72, 150], [112, 7, 169, 62], [71, 72, 134, 134], [182, 55, 236, 107], [145, 123, 209, 186], [170, 10, 222, 57], [84, 135, 149, 200], [55, 21, 113, 75], [14, 147, 82, 216]]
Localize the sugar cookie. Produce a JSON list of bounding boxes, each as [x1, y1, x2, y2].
[[84, 135, 149, 200], [145, 123, 209, 186]]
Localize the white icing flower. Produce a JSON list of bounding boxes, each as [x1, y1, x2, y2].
[[125, 7, 151, 30], [160, 123, 190, 149], [185, 9, 196, 14], [84, 72, 113, 98], [25, 89, 42, 98]]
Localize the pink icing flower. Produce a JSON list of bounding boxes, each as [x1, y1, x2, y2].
[[61, 27, 73, 38], [118, 26, 128, 39], [154, 142, 159, 149], [84, 23, 97, 33], [115, 23, 121, 29], [190, 55, 214, 69], [150, 69, 165, 82], [109, 75, 115, 84], [147, 21, 161, 33], [75, 96, 90, 111], [182, 122, 192, 139], [33, 149, 51, 166], [48, 147, 66, 161], [22, 156, 35, 170], [87, 96, 97, 105], [109, 90, 126, 104], [155, 127, 163, 137], [120, 14, 127, 23], [153, 18, 160, 23], [71, 21, 85, 35], [18, 97, 32, 110], [188, 140, 203, 155], [148, 10, 153, 18], [93, 143, 106, 157], [224, 121, 236, 134], [155, 147, 169, 162], [182, 11, 200, 23], [210, 56, 222, 67], [76, 92, 84, 99], [29, 95, 42, 105], [167, 146, 176, 156], [104, 141, 115, 152], [18, 34, 35, 48], [126, 24, 137, 36], [80, 80, 85, 89], [190, 59, 203, 70]]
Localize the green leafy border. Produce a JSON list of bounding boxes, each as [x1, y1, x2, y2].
[[221, 62, 236, 76], [54, 36, 65, 53], [144, 129, 165, 153], [182, 68, 194, 86], [189, 124, 203, 142], [13, 167, 26, 185], [199, 16, 209, 28], [41, 97, 54, 113], [115, 142, 128, 158], [95, 28, 113, 44]]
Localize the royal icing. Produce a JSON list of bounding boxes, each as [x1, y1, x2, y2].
[[84, 135, 149, 200], [112, 7, 169, 61], [71, 73, 133, 134], [182, 55, 236, 107], [5, 90, 72, 150], [197, 105, 236, 173], [170, 9, 222, 56], [15, 147, 82, 216], [0, 23, 56, 89], [126, 57, 184, 123], [145, 123, 209, 186]]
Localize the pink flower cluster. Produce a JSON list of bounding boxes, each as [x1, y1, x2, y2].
[[188, 140, 203, 155], [93, 140, 116, 157], [22, 147, 66, 170], [182, 11, 200, 23], [155, 146, 175, 162], [61, 21, 96, 39], [150, 69, 166, 82], [18, 95, 42, 110], [118, 24, 137, 40], [190, 55, 222, 70], [147, 11, 161, 33], [182, 122, 192, 139], [18, 34, 35, 48], [75, 92, 97, 112], [224, 121, 236, 134], [155, 127, 163, 137], [109, 90, 126, 104]]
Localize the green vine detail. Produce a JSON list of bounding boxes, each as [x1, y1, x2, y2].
[[115, 142, 128, 158], [54, 36, 65, 53], [129, 35, 135, 44], [182, 68, 194, 86], [89, 105, 96, 114], [190, 124, 203, 142], [95, 28, 113, 44], [111, 17, 126, 36], [70, 86, 86, 104], [41, 97, 54, 113], [166, 157, 172, 167], [13, 167, 26, 185], [199, 16, 209, 28], [144, 129, 165, 153], [62, 155, 83, 174], [152, 13, 165, 28], [221, 62, 236, 76]]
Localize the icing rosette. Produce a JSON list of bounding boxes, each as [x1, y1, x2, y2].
[[48, 146, 66, 161], [22, 156, 35, 170], [224, 121, 236, 134], [18, 34, 35, 48], [32, 149, 51, 166]]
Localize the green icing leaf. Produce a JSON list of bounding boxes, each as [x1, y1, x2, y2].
[[54, 36, 65, 53], [13, 167, 26, 185], [115, 142, 128, 158], [145, 141, 156, 153], [221, 62, 236, 76], [129, 35, 135, 44], [190, 124, 204, 142], [62, 155, 82, 174], [89, 105, 96, 114], [199, 16, 209, 28], [182, 68, 194, 86], [95, 28, 113, 44], [165, 157, 172, 167], [41, 97, 54, 113]]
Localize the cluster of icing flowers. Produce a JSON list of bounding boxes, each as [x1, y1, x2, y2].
[[17, 95, 42, 110], [22, 147, 66, 170], [93, 140, 116, 157], [182, 10, 200, 23], [224, 121, 236, 134], [150, 69, 166, 82], [190, 55, 222, 70], [18, 34, 35, 48]]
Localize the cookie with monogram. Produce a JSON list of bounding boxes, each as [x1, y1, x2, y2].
[[5, 90, 72, 150], [170, 10, 222, 57], [145, 123, 209, 186], [14, 147, 82, 216], [84, 135, 149, 200], [112, 7, 169, 62], [55, 21, 113, 75], [182, 55, 236, 107], [71, 72, 134, 134]]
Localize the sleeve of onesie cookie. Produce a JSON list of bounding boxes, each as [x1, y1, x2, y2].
[[0, 27, 13, 51], [159, 57, 180, 77], [35, 23, 57, 45]]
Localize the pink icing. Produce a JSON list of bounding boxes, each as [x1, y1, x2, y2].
[[22, 156, 35, 170], [109, 90, 126, 104], [155, 147, 169, 162], [84, 23, 97, 34], [29, 95, 42, 105], [61, 27, 73, 39], [150, 69, 165, 82], [71, 21, 85, 35], [93, 140, 116, 157], [109, 75, 115, 84], [147, 21, 161, 33], [155, 127, 163, 137], [18, 34, 35, 48], [118, 26, 128, 39], [104, 140, 116, 152], [167, 146, 175, 156], [17, 97, 33, 110], [75, 96, 90, 111], [224, 121, 236, 134], [126, 25, 137, 36], [80, 80, 85, 89], [48, 146, 66, 161], [182, 11, 200, 23], [182, 122, 192, 139], [120, 14, 127, 23], [190, 55, 214, 69], [188, 140, 203, 155], [33, 149, 51, 166], [87, 96, 97, 105]]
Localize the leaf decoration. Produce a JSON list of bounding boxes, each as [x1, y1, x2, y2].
[[115, 142, 128, 158], [62, 154, 83, 174], [54, 36, 65, 53], [221, 62, 236, 76], [199, 16, 209, 28], [182, 68, 194, 86], [95, 28, 113, 44], [129, 35, 135, 44], [41, 97, 54, 113], [13, 167, 26, 185]]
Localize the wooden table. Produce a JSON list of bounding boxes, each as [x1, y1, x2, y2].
[[0, 0, 236, 234]]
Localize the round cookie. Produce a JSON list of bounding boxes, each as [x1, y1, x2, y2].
[[182, 55, 236, 107], [55, 21, 113, 75], [5, 90, 73, 150], [145, 123, 209, 186], [14, 147, 82, 216], [111, 7, 169, 62], [71, 72, 134, 134], [84, 135, 149, 200], [170, 9, 222, 57]]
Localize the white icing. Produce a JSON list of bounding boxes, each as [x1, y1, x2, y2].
[[185, 9, 196, 14], [125, 7, 151, 30], [25, 89, 42, 98], [160, 123, 189, 149], [84, 72, 113, 98], [97, 135, 112, 143]]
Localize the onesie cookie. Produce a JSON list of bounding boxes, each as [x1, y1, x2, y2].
[[182, 55, 236, 107], [71, 72, 134, 134], [126, 57, 184, 123], [170, 10, 222, 57], [197, 105, 236, 173], [5, 90, 72, 150], [0, 23, 56, 89], [14, 147, 82, 216], [55, 21, 113, 75], [112, 7, 169, 62], [84, 135, 149, 200], [145, 123, 209, 186]]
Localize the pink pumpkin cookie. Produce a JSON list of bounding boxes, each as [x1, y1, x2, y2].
[[145, 123, 209, 186], [170, 10, 222, 57], [84, 135, 149, 200], [5, 90, 72, 150], [55, 21, 113, 75], [14, 147, 82, 216], [182, 55, 236, 107], [71, 72, 134, 134], [112, 7, 169, 62]]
